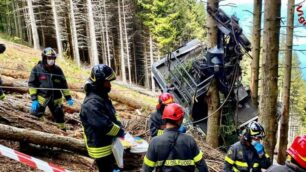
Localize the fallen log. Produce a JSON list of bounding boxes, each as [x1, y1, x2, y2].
[[0, 123, 87, 155], [1, 76, 28, 94]]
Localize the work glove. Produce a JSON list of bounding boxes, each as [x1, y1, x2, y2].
[[178, 125, 187, 133], [117, 128, 125, 138], [67, 99, 74, 106], [252, 141, 264, 157], [31, 100, 40, 112], [0, 93, 5, 100]]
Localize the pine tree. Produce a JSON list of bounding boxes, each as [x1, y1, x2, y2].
[[260, 0, 281, 159]]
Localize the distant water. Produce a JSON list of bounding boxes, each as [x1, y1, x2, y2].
[[221, 1, 306, 80]]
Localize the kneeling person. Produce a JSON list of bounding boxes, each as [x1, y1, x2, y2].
[[28, 47, 74, 130]]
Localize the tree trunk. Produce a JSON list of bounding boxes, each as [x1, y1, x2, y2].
[[277, 0, 294, 164], [206, 0, 220, 148], [12, 0, 19, 37], [26, 0, 40, 50], [0, 123, 87, 154], [87, 0, 99, 65], [51, 0, 63, 59], [103, 0, 111, 67], [68, 0, 81, 67], [260, 0, 281, 159], [149, 33, 155, 92], [118, 0, 126, 83], [38, 7, 45, 48], [122, 0, 131, 84], [15, 1, 23, 39], [250, 0, 262, 108], [144, 37, 149, 88]]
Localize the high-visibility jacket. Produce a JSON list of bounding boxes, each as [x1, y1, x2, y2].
[[80, 91, 122, 159], [28, 61, 71, 105], [143, 128, 208, 172], [224, 140, 271, 172], [148, 109, 166, 137]]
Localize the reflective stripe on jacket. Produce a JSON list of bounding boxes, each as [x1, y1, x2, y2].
[[143, 128, 208, 172], [80, 91, 122, 159], [28, 61, 71, 103], [224, 141, 271, 172]]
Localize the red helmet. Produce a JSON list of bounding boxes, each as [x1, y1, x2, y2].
[[287, 135, 306, 168], [158, 93, 174, 105], [162, 103, 185, 121]]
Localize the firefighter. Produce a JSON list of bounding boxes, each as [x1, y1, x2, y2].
[[149, 93, 174, 137], [224, 121, 271, 172], [28, 47, 74, 130], [267, 135, 306, 172], [149, 93, 186, 137], [79, 64, 125, 172], [0, 43, 6, 100], [143, 103, 208, 172]]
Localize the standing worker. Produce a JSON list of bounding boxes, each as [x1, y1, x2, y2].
[[267, 135, 306, 172], [149, 93, 175, 137], [28, 47, 74, 130], [79, 64, 125, 172], [143, 103, 208, 172], [224, 121, 271, 172], [0, 43, 6, 100]]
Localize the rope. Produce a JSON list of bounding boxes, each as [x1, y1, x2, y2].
[[0, 85, 83, 92], [0, 65, 87, 80]]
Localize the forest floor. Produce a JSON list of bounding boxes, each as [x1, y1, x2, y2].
[[0, 36, 225, 172]]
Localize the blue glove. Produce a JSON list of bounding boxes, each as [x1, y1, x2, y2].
[[67, 99, 74, 106], [31, 100, 40, 112], [252, 141, 264, 156], [178, 125, 187, 133]]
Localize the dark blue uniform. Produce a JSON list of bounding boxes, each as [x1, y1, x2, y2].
[[224, 140, 271, 172], [80, 84, 123, 172], [143, 128, 208, 172], [148, 109, 166, 137], [28, 61, 71, 125]]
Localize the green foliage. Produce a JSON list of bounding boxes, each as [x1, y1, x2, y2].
[[137, 0, 206, 53], [280, 54, 306, 128]]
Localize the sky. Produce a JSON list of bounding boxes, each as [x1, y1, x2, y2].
[[219, 0, 306, 79]]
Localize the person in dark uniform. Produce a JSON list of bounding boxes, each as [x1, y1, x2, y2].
[[143, 103, 208, 172], [224, 121, 271, 172], [0, 43, 6, 100], [28, 47, 74, 130], [267, 135, 306, 172], [79, 64, 125, 172], [149, 93, 175, 137]]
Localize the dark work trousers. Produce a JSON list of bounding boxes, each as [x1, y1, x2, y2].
[[31, 100, 65, 123], [96, 154, 119, 172]]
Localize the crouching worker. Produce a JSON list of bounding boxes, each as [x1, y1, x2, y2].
[[143, 103, 208, 172], [80, 64, 125, 172], [267, 135, 306, 172], [0, 43, 6, 100], [28, 47, 74, 130]]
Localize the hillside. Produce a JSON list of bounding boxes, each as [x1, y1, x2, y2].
[[0, 37, 225, 171]]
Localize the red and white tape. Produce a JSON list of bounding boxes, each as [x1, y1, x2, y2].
[[0, 144, 72, 172]]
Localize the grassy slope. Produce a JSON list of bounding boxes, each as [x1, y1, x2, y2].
[[0, 33, 156, 110]]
